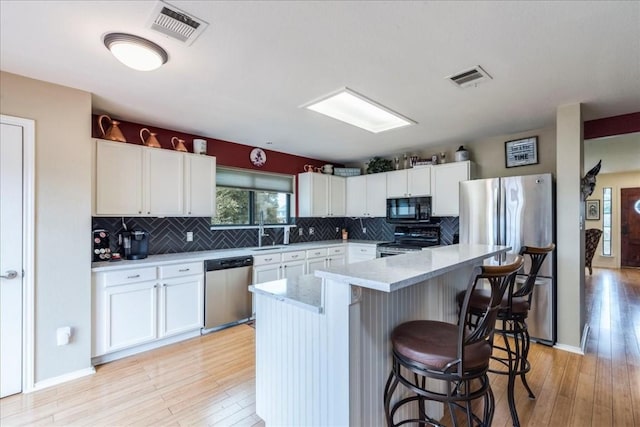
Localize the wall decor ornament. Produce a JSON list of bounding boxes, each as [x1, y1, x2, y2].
[[505, 136, 538, 168], [250, 148, 266, 167], [586, 200, 600, 220], [581, 160, 602, 201]]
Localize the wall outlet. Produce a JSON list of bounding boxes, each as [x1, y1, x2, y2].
[[186, 231, 193, 242], [56, 326, 71, 346], [363, 227, 367, 234], [299, 228, 304, 236], [309, 227, 315, 235], [335, 227, 340, 233]]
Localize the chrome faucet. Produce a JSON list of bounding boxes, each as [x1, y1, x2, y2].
[[258, 211, 269, 247]]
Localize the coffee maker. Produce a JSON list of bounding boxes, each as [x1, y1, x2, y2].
[[121, 230, 149, 260]]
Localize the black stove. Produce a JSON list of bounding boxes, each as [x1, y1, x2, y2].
[[377, 225, 441, 257]]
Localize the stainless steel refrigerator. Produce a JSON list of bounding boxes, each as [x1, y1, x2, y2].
[[459, 173, 555, 345]]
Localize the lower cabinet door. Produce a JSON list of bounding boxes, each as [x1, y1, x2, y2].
[[159, 275, 204, 337], [253, 264, 281, 284], [281, 260, 306, 279], [104, 281, 157, 353], [306, 257, 327, 275], [328, 255, 346, 267]]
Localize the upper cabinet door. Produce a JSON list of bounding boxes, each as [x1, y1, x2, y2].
[[431, 161, 471, 216], [145, 148, 184, 216], [366, 173, 387, 217], [329, 176, 346, 216], [407, 166, 432, 197], [95, 140, 143, 215], [386, 170, 408, 198], [298, 172, 329, 217], [185, 154, 216, 216], [346, 175, 367, 216]]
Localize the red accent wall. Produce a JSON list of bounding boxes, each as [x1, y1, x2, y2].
[[584, 112, 640, 140], [92, 114, 339, 175]]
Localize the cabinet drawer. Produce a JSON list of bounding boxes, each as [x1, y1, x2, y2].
[[253, 253, 282, 265], [306, 248, 328, 259], [349, 245, 376, 256], [327, 246, 346, 256], [158, 262, 203, 279], [282, 250, 306, 262], [104, 267, 157, 287]]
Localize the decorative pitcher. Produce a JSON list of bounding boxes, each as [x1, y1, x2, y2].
[[98, 115, 126, 142], [140, 128, 161, 148], [171, 137, 188, 152]]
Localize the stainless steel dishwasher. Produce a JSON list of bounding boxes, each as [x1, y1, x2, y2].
[[203, 256, 254, 332]]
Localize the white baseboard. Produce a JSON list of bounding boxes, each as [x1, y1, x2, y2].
[[30, 366, 96, 392], [553, 324, 590, 355]]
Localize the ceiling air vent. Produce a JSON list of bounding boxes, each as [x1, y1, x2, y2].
[[147, 1, 208, 46], [447, 65, 492, 88]]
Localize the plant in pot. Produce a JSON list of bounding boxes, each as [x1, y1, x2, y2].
[[366, 157, 394, 174]]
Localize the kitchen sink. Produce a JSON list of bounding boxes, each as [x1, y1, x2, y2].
[[251, 246, 285, 251]]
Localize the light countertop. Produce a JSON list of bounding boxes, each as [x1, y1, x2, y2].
[[315, 244, 511, 293], [249, 244, 510, 311], [249, 274, 323, 313], [91, 239, 387, 272]]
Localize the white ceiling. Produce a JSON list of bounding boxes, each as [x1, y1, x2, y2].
[[1, 1, 639, 163]]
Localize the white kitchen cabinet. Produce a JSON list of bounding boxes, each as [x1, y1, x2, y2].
[[326, 246, 346, 267], [306, 248, 328, 274], [184, 153, 216, 216], [431, 161, 472, 216], [281, 260, 306, 278], [252, 253, 283, 284], [102, 280, 158, 354], [298, 172, 345, 217], [386, 167, 431, 198], [329, 176, 346, 216], [96, 140, 143, 215], [158, 273, 204, 337], [281, 250, 306, 278], [145, 147, 184, 216], [347, 243, 377, 263], [93, 262, 204, 358], [94, 139, 216, 217], [346, 174, 387, 217]]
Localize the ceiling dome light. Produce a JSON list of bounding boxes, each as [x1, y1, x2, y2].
[[104, 33, 168, 71]]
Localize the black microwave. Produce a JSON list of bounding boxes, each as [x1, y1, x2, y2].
[[386, 197, 431, 223]]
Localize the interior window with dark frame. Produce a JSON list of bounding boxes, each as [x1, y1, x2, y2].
[[212, 168, 293, 226]]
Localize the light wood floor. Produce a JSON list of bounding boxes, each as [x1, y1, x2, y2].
[[1, 268, 638, 426]]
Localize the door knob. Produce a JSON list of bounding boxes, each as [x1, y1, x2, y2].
[[1, 270, 19, 279]]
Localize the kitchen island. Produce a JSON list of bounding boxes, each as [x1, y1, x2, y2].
[[250, 243, 510, 427]]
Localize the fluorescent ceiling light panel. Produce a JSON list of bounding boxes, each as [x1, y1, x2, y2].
[[303, 88, 415, 133]]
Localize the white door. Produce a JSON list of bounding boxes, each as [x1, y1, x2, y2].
[[0, 123, 24, 398]]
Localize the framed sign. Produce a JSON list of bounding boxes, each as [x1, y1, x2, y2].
[[585, 200, 600, 220], [505, 136, 538, 168]]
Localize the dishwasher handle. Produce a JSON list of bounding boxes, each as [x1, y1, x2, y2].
[[205, 257, 254, 271]]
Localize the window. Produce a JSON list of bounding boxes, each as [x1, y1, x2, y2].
[[602, 187, 612, 256], [212, 168, 294, 226]]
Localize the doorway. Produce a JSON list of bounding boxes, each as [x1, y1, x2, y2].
[[621, 187, 640, 267], [0, 115, 35, 397]]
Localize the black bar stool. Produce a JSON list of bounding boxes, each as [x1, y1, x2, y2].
[[457, 244, 555, 427], [383, 256, 524, 427]]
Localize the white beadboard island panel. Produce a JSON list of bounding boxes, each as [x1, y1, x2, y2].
[[253, 244, 510, 426]]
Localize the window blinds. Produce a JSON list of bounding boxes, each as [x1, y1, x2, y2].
[[216, 167, 294, 193]]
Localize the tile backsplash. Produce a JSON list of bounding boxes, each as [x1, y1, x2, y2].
[[92, 216, 459, 255]]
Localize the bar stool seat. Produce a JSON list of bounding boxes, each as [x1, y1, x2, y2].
[[392, 320, 491, 371], [384, 256, 524, 427]]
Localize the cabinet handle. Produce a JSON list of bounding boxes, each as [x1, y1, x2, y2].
[[138, 211, 142, 214], [188, 212, 191, 215], [127, 274, 140, 279], [292, 255, 299, 258], [178, 268, 190, 272], [154, 284, 158, 288], [265, 257, 272, 261], [361, 249, 367, 252], [147, 211, 150, 214]]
